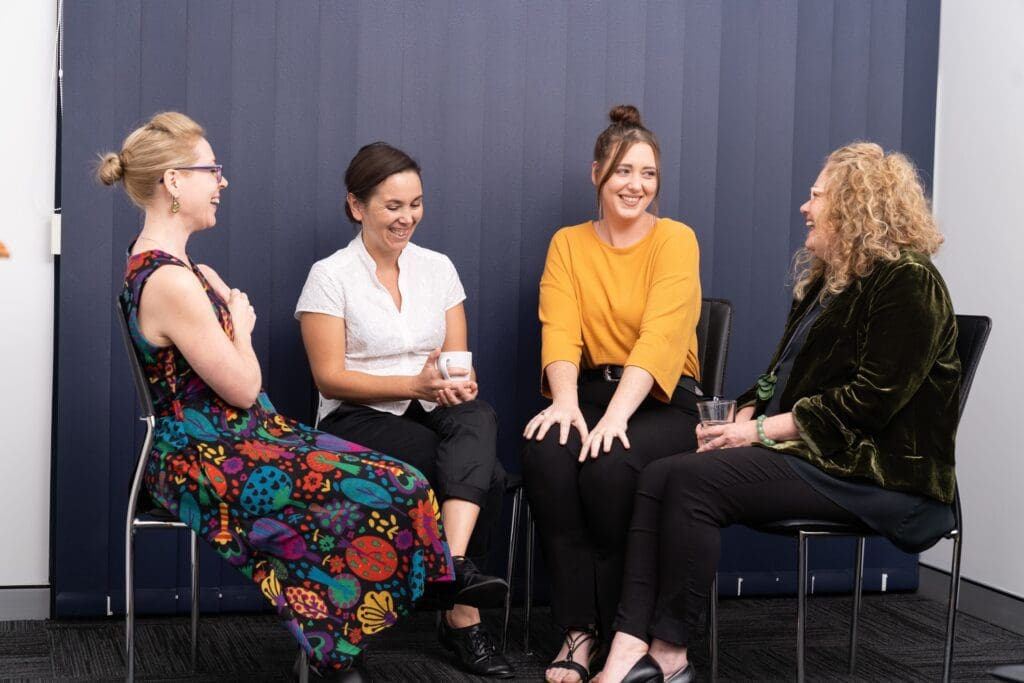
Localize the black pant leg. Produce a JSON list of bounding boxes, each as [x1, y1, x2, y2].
[[418, 400, 504, 564], [613, 447, 859, 646], [577, 397, 699, 640]]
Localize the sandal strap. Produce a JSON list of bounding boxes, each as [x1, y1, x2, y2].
[[546, 659, 592, 682]]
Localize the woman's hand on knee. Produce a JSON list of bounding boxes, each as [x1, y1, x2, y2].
[[696, 419, 758, 452], [578, 414, 629, 462], [523, 401, 588, 445]]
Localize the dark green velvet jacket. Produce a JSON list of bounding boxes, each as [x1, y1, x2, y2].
[[736, 251, 960, 503]]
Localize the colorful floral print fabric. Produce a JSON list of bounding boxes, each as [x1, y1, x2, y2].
[[120, 250, 453, 670]]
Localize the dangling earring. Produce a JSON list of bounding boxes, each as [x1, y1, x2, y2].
[[171, 196, 180, 214]]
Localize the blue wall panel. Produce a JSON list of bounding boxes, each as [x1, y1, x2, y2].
[[57, 0, 941, 615]]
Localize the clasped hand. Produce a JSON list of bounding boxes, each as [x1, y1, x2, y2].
[[695, 419, 758, 452], [414, 349, 478, 406]]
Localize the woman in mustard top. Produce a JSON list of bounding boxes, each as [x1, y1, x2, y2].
[[522, 105, 703, 683]]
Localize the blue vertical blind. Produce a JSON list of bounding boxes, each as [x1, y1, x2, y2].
[[57, 0, 939, 615]]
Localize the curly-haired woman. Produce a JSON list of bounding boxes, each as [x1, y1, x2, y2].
[[595, 142, 960, 683]]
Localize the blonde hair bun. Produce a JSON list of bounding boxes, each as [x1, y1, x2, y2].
[[96, 152, 125, 185]]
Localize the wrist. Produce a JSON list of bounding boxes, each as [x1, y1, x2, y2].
[[756, 415, 777, 446]]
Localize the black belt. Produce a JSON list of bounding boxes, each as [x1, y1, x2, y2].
[[580, 365, 703, 396]]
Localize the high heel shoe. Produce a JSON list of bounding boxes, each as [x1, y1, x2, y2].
[[620, 653, 664, 683]]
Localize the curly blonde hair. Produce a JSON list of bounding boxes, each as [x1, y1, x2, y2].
[[792, 142, 943, 301]]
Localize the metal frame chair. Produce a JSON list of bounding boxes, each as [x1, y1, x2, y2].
[[117, 301, 200, 683], [501, 298, 734, 653], [708, 313, 992, 683]]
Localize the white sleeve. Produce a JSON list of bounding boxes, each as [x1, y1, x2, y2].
[[443, 255, 467, 310], [294, 261, 346, 320]]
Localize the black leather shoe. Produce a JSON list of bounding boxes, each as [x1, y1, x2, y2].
[[620, 654, 665, 683], [664, 662, 694, 683], [425, 556, 508, 609], [437, 614, 515, 678]]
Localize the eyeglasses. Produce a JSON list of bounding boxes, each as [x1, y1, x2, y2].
[[160, 164, 224, 183]]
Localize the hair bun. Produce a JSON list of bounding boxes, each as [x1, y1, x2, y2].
[[96, 152, 125, 185], [609, 104, 642, 127]]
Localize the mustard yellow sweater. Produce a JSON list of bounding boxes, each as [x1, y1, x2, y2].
[[539, 217, 702, 402]]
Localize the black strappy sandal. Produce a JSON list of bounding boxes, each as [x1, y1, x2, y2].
[[545, 627, 599, 683]]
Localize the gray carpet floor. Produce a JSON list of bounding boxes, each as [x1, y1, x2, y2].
[[2, 595, 1023, 681]]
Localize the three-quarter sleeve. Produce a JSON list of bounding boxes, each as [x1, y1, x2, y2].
[[538, 230, 583, 394], [625, 227, 701, 401]]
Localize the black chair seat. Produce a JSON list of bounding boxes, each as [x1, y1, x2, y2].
[[755, 519, 874, 536]]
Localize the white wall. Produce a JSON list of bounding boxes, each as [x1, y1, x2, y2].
[[925, 0, 1024, 597], [0, 2, 56, 588]]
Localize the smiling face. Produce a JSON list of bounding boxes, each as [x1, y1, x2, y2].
[[173, 137, 228, 231], [593, 142, 658, 227], [349, 170, 424, 261], [800, 166, 833, 259]]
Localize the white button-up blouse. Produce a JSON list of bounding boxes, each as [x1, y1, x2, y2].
[[294, 234, 466, 422]]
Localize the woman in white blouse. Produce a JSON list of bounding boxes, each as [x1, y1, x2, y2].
[[295, 142, 513, 679]]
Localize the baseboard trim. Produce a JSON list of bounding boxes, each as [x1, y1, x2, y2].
[[0, 586, 50, 620], [919, 565, 1024, 636]]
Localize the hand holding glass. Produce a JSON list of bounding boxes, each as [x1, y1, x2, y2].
[[697, 398, 736, 445]]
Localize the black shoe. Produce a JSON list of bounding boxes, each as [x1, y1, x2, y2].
[[620, 654, 664, 683], [437, 613, 515, 678], [664, 662, 694, 683], [425, 556, 508, 609]]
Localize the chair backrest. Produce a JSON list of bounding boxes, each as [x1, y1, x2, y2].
[[949, 314, 992, 529], [115, 300, 161, 518], [115, 301, 156, 420], [696, 298, 734, 398], [953, 314, 992, 422]]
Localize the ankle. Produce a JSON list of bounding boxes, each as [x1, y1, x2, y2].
[[446, 605, 481, 628]]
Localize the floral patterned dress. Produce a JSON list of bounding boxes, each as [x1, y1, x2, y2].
[[121, 250, 453, 671]]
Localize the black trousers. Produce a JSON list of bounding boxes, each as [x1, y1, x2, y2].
[[612, 447, 859, 646], [521, 379, 699, 640], [318, 399, 505, 563]]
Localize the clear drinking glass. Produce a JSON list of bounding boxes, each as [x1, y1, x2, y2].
[[697, 398, 737, 444]]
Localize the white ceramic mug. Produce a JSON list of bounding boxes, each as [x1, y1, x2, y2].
[[437, 351, 472, 382]]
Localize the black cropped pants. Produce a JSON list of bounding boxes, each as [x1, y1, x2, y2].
[[319, 399, 505, 564], [612, 447, 858, 646], [521, 379, 699, 640]]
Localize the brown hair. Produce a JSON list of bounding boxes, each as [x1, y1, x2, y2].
[[793, 142, 944, 301], [344, 142, 422, 224], [96, 112, 205, 208], [592, 105, 661, 216]]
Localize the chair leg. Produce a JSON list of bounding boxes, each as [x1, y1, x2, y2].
[[849, 537, 865, 674], [126, 525, 136, 683], [797, 532, 809, 683], [943, 534, 963, 683], [524, 505, 535, 655], [190, 530, 200, 671], [501, 488, 522, 654], [709, 573, 719, 682]]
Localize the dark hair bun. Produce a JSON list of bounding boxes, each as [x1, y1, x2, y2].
[[608, 104, 642, 127], [96, 152, 125, 185]]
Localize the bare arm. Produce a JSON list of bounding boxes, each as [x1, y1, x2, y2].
[[435, 303, 480, 406], [137, 265, 261, 408], [300, 311, 453, 403]]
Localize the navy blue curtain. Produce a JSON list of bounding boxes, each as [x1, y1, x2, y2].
[[56, 0, 939, 616]]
